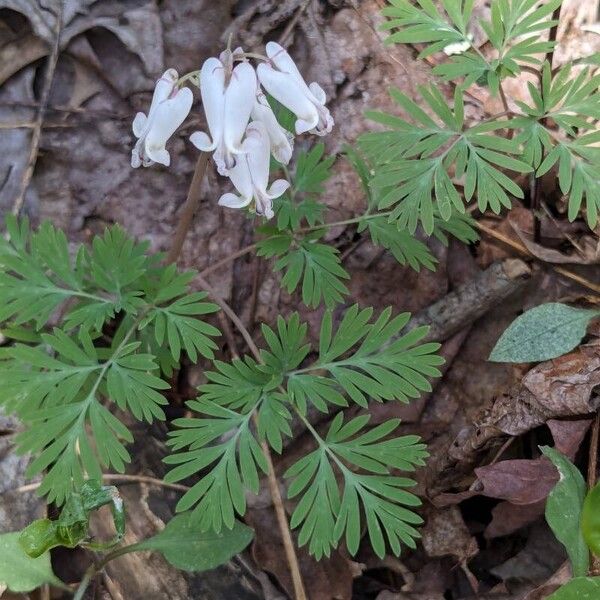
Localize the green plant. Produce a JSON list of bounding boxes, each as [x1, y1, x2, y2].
[[368, 0, 600, 230], [7, 0, 597, 594], [539, 447, 600, 598]]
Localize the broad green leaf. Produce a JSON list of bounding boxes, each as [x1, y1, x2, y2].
[[547, 577, 600, 599], [0, 532, 62, 592], [489, 303, 599, 363], [582, 481, 600, 557], [135, 513, 253, 571], [541, 446, 589, 577]]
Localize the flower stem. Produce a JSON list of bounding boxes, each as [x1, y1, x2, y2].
[[73, 544, 140, 600], [167, 154, 307, 599], [166, 151, 210, 264], [177, 70, 200, 88]]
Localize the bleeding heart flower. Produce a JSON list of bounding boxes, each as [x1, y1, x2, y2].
[[131, 69, 193, 168], [251, 90, 294, 165], [256, 41, 334, 136], [218, 120, 290, 219], [190, 54, 257, 175]]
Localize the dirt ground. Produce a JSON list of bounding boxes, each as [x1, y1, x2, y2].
[[2, 0, 600, 598]]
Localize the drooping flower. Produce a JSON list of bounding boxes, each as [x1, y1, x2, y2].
[[190, 53, 257, 175], [251, 90, 294, 165], [218, 120, 290, 219], [256, 41, 334, 136], [131, 69, 193, 168]]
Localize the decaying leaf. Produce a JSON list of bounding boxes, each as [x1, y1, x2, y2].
[[0, 0, 163, 85]]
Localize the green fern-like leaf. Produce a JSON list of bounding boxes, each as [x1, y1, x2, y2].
[[360, 87, 532, 232], [286, 413, 428, 559], [165, 398, 269, 531], [278, 240, 350, 308], [6, 326, 172, 504], [382, 0, 561, 89], [289, 305, 444, 407]]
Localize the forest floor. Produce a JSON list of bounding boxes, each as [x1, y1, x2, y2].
[[2, 0, 600, 599]]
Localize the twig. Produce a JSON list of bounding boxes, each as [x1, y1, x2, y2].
[[166, 152, 210, 264], [198, 242, 258, 278], [11, 2, 64, 216], [408, 258, 532, 344], [278, 0, 312, 46], [11, 473, 190, 495], [476, 221, 600, 295], [588, 413, 599, 489]]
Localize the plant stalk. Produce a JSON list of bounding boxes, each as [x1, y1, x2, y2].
[[165, 151, 210, 265], [170, 155, 307, 600], [532, 3, 563, 243]]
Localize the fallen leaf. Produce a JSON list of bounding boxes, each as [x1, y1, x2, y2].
[[523, 345, 600, 416], [522, 562, 572, 600], [0, 0, 163, 79], [474, 459, 558, 505], [512, 222, 600, 265], [246, 506, 357, 600]]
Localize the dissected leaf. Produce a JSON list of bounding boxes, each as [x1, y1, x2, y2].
[[489, 303, 599, 363], [541, 446, 589, 577]]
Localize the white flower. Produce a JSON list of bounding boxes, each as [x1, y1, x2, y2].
[[443, 34, 473, 56], [218, 120, 290, 219], [251, 90, 294, 165], [131, 69, 193, 168], [256, 41, 334, 136], [190, 54, 257, 175]]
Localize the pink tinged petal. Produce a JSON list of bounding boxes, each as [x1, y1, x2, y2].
[[251, 94, 294, 164], [254, 191, 275, 219], [257, 65, 319, 134], [212, 143, 229, 176], [144, 87, 193, 166], [199, 57, 226, 152], [223, 62, 257, 160], [311, 106, 334, 136], [218, 192, 252, 209]]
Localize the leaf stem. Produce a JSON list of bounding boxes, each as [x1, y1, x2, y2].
[[73, 543, 141, 600], [170, 154, 307, 600], [198, 211, 395, 278], [195, 274, 307, 600]]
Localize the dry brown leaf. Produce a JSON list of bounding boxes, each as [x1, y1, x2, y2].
[[0, 0, 163, 78], [246, 507, 357, 600], [421, 505, 478, 562], [511, 221, 600, 265]]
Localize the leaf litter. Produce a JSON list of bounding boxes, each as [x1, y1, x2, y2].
[[1, 0, 600, 599]]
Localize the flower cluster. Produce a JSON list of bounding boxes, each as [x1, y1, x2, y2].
[[131, 42, 334, 219]]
